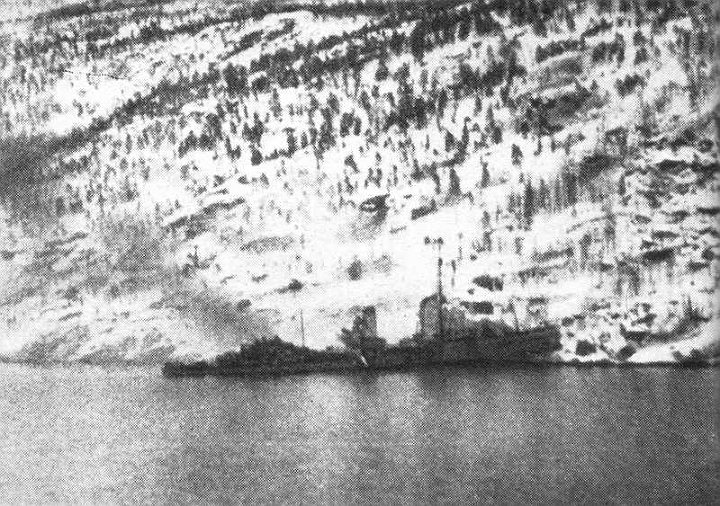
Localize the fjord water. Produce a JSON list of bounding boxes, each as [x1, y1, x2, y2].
[[0, 365, 717, 504]]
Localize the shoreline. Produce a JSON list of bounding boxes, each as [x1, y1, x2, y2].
[[160, 355, 720, 379], [1, 342, 718, 372]]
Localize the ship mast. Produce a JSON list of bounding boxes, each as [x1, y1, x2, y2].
[[299, 308, 305, 348], [425, 236, 445, 339], [437, 253, 444, 339]]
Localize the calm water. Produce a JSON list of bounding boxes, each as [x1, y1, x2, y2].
[[0, 364, 718, 505]]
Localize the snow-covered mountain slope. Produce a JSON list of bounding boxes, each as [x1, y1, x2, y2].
[[0, 0, 718, 363]]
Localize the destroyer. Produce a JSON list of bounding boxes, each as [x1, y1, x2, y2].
[[162, 299, 561, 378]]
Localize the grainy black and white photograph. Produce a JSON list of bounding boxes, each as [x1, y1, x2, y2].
[[0, 0, 718, 503]]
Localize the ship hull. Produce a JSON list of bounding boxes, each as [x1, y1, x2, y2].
[[162, 325, 562, 378]]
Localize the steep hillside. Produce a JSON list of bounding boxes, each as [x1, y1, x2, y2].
[[0, 0, 718, 364]]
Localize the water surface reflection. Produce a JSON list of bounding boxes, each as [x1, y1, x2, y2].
[[0, 365, 717, 504]]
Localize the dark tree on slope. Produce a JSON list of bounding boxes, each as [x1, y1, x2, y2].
[[552, 176, 564, 211], [485, 104, 495, 129], [438, 89, 448, 117], [458, 9, 471, 40], [389, 30, 405, 55], [251, 146, 263, 166], [532, 11, 548, 37], [460, 123, 470, 152], [597, 0, 612, 14], [286, 129, 297, 155], [375, 57, 389, 81], [410, 21, 426, 60], [511, 144, 523, 166], [448, 168, 461, 196], [480, 163, 491, 188], [445, 131, 456, 152], [523, 180, 535, 229], [565, 171, 578, 207], [414, 97, 428, 128], [537, 178, 550, 210], [565, 7, 575, 31]]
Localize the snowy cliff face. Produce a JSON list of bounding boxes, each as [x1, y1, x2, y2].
[[0, 0, 718, 364]]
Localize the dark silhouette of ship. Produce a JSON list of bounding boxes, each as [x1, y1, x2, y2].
[[162, 302, 562, 378], [163, 244, 560, 378]]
